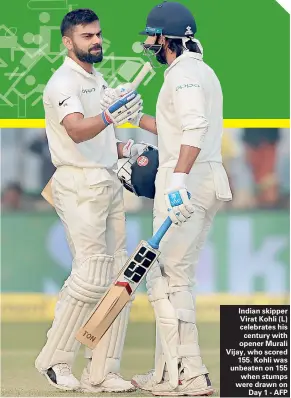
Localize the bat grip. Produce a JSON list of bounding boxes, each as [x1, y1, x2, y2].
[[147, 217, 172, 249]]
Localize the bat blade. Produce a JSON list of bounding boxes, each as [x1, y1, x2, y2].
[[41, 177, 54, 207], [76, 240, 160, 349], [75, 284, 131, 349]]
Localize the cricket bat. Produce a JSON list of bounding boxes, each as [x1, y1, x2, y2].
[[76, 217, 172, 349], [41, 177, 54, 207], [130, 61, 153, 90], [41, 62, 153, 207]]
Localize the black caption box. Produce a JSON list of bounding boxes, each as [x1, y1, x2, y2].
[[220, 305, 290, 398]]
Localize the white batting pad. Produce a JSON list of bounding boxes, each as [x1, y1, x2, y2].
[[169, 288, 208, 379], [146, 264, 179, 389], [89, 250, 134, 385], [35, 255, 114, 372]]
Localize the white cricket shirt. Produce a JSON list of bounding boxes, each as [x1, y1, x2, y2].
[[156, 52, 223, 168], [43, 56, 118, 169]]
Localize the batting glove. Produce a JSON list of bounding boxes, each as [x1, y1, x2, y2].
[[100, 84, 133, 110], [101, 90, 143, 127], [165, 173, 194, 225], [122, 139, 149, 158], [101, 86, 144, 127]]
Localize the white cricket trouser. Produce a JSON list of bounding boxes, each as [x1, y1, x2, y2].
[[146, 162, 231, 387], [36, 166, 131, 384]]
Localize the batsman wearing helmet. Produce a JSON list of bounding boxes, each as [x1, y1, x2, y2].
[[101, 1, 232, 396], [131, 2, 232, 396]]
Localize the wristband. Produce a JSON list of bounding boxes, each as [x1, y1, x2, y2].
[[101, 111, 113, 126], [168, 172, 188, 191]]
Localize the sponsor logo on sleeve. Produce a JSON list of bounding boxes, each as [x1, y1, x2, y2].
[[176, 83, 200, 91]]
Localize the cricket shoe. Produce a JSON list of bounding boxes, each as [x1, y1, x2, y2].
[[131, 369, 157, 391], [80, 366, 136, 393], [152, 374, 214, 396], [44, 363, 80, 391]]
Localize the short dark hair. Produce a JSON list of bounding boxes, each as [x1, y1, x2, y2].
[[166, 38, 201, 57], [60, 8, 99, 37]]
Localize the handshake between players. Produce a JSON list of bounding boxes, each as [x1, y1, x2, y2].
[[101, 83, 194, 227]]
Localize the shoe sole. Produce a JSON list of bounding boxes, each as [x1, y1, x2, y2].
[[131, 378, 153, 392], [80, 382, 136, 393], [152, 388, 215, 396], [44, 373, 80, 391]]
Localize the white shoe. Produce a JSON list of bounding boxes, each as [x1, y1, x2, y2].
[[152, 374, 214, 396], [131, 369, 157, 391], [44, 364, 80, 391], [80, 366, 136, 393]]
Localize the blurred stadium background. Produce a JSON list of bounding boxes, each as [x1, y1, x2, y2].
[[1, 127, 290, 396]]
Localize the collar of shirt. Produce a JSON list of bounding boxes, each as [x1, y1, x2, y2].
[[64, 56, 102, 80], [164, 52, 203, 77]]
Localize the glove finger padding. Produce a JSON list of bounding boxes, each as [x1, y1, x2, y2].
[[179, 190, 195, 216], [173, 206, 188, 223], [100, 98, 111, 111], [165, 189, 194, 225], [177, 204, 191, 220], [115, 109, 143, 126], [100, 89, 119, 111], [165, 195, 183, 225], [111, 95, 142, 117], [113, 103, 143, 126], [102, 91, 142, 126]]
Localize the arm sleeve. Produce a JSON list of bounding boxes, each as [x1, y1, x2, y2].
[[170, 69, 208, 149], [113, 126, 122, 144], [48, 79, 85, 124]]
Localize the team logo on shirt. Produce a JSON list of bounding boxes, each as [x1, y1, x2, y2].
[[137, 156, 149, 167], [58, 97, 70, 106], [82, 88, 96, 94], [176, 83, 200, 91]]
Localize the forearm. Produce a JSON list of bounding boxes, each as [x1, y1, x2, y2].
[[64, 114, 107, 143], [174, 144, 201, 174], [139, 114, 157, 135], [116, 142, 126, 159]]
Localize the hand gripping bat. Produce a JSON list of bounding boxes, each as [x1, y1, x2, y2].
[[41, 62, 153, 207], [76, 217, 172, 349]]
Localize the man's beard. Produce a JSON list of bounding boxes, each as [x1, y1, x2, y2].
[[73, 43, 103, 64], [155, 46, 167, 65]]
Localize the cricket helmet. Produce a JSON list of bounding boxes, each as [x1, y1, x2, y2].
[[140, 1, 197, 38], [117, 144, 159, 199]]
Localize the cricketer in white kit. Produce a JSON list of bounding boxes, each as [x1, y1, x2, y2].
[[34, 8, 146, 393], [102, 1, 232, 396]]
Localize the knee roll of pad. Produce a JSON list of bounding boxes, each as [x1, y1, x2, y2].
[[146, 263, 169, 303], [68, 255, 114, 303]]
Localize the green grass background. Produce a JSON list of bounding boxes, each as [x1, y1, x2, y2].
[[1, 321, 220, 397]]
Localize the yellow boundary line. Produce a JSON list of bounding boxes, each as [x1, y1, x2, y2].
[[1, 293, 289, 322], [0, 119, 290, 129]]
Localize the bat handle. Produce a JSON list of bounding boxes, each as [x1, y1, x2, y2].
[[147, 217, 172, 249]]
